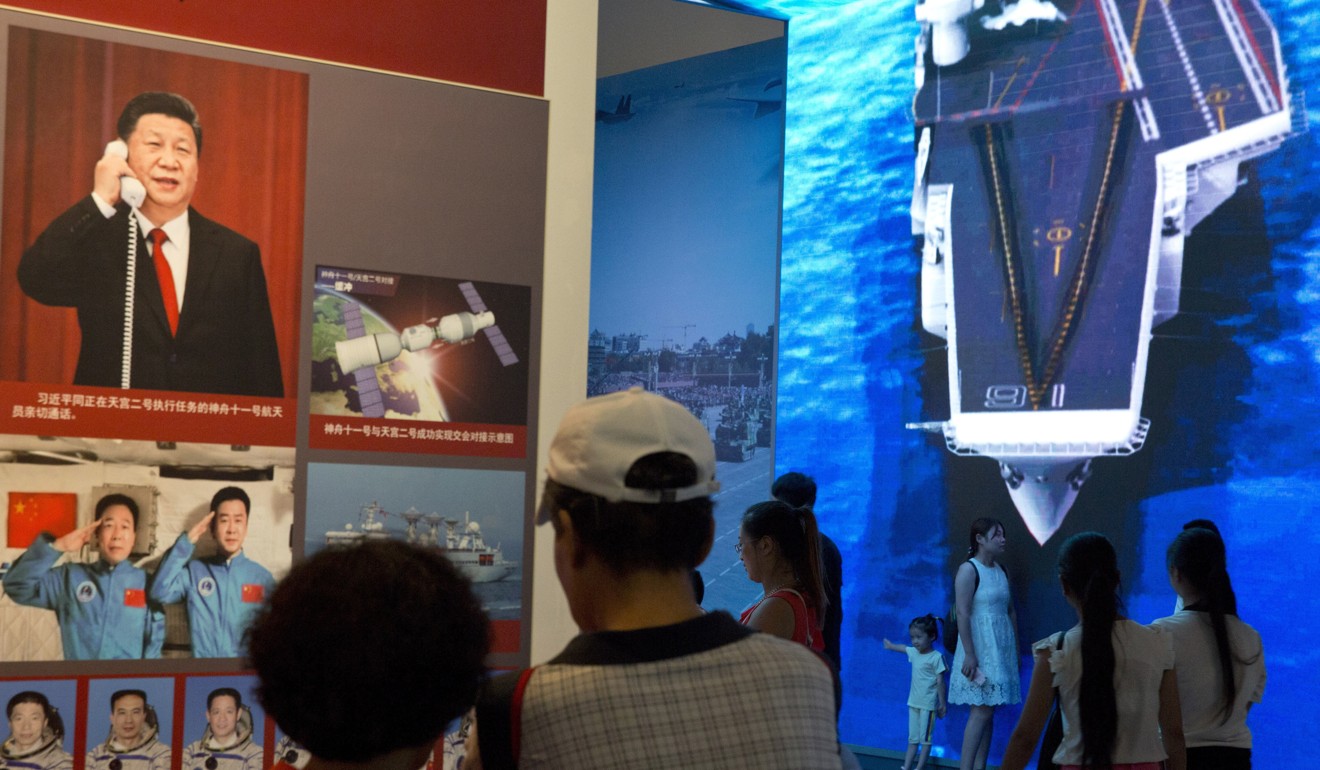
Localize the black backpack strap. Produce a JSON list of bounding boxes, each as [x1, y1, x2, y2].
[[476, 667, 538, 769], [1051, 632, 1065, 692]]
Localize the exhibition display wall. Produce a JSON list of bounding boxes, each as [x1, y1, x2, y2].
[[0, 3, 551, 767]]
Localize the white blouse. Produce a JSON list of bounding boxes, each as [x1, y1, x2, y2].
[[1039, 619, 1174, 765], [1150, 609, 1264, 748]]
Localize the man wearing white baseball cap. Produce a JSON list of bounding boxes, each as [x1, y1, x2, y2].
[[472, 387, 842, 770]]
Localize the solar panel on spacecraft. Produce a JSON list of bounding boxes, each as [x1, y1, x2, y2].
[[341, 300, 387, 418], [458, 281, 520, 367]]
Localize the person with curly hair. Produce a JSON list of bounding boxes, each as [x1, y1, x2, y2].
[[247, 540, 489, 770]]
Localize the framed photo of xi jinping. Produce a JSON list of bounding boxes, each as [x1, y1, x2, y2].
[[0, 25, 306, 439]]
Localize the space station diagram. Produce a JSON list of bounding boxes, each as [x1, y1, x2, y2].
[[309, 265, 533, 457]]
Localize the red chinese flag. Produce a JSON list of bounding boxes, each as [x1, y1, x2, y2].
[[123, 588, 146, 607], [241, 584, 265, 603], [7, 492, 77, 548]]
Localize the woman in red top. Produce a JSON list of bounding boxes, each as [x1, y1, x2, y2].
[[737, 500, 827, 654]]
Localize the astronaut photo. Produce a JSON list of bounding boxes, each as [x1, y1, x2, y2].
[[85, 689, 170, 770], [180, 688, 261, 770], [1, 691, 72, 770]]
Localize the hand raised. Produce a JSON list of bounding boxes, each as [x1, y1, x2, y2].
[[53, 520, 101, 553], [188, 512, 216, 544], [93, 141, 140, 207]]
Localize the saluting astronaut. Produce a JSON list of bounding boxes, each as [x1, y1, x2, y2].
[[1, 691, 72, 770], [2, 494, 164, 660], [150, 487, 276, 658], [181, 688, 262, 770], [85, 690, 170, 770]]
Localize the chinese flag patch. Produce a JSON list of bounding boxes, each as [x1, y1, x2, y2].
[[8, 492, 77, 548], [123, 588, 146, 608], [241, 584, 265, 603]]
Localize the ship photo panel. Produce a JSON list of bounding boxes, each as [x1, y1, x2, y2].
[[0, 435, 294, 663], [302, 462, 524, 654]]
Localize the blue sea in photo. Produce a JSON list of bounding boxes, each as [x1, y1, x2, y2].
[[758, 0, 1318, 763]]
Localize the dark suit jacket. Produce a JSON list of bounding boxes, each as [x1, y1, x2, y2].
[[18, 196, 283, 397]]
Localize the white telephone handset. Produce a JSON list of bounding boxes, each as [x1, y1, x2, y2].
[[106, 138, 145, 389], [105, 140, 146, 209]]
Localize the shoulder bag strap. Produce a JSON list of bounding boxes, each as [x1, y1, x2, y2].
[[475, 666, 538, 770]]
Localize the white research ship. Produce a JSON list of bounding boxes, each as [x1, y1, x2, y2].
[[325, 502, 515, 582]]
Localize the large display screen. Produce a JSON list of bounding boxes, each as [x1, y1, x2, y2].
[[769, 0, 1313, 766]]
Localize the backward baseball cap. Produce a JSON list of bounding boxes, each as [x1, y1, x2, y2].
[[538, 387, 720, 523]]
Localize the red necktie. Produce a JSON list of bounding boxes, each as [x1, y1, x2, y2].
[[149, 228, 179, 335]]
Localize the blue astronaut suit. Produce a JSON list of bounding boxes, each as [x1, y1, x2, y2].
[[149, 534, 275, 658], [1, 534, 163, 660]]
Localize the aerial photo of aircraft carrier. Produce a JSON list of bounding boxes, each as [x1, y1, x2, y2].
[[908, 0, 1303, 543]]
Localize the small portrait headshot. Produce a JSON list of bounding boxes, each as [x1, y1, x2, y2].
[[1, 687, 73, 770], [1, 493, 164, 659], [85, 684, 171, 770], [181, 682, 263, 770], [149, 486, 277, 658]]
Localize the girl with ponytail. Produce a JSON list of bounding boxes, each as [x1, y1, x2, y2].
[[737, 500, 827, 653], [1152, 527, 1263, 770], [1000, 532, 1185, 770]]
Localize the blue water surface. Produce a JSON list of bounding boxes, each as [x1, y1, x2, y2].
[[762, 0, 1319, 765]]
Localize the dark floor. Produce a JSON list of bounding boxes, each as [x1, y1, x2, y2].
[[849, 746, 978, 770]]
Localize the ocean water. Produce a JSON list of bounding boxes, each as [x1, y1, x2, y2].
[[763, 0, 1319, 764]]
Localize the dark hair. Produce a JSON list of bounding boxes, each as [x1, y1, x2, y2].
[[541, 452, 714, 574], [967, 517, 1004, 558], [206, 688, 242, 711], [95, 493, 139, 529], [247, 540, 488, 763], [1058, 532, 1120, 768], [117, 92, 203, 154], [691, 569, 705, 605], [1167, 527, 1254, 723], [910, 614, 940, 642], [771, 472, 817, 508], [741, 500, 827, 613], [6, 691, 64, 741], [109, 689, 148, 711], [211, 487, 251, 515], [1181, 518, 1221, 536], [210, 487, 251, 537]]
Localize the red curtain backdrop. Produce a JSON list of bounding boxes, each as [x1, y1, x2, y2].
[[4, 0, 545, 96], [0, 27, 307, 396]]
